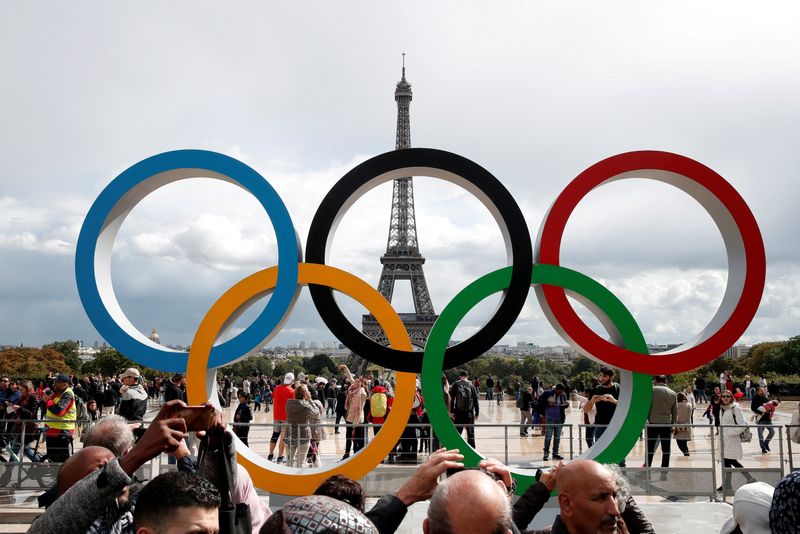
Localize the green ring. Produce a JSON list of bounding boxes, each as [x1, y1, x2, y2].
[[422, 264, 652, 494]]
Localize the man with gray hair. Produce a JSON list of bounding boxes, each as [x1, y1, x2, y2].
[[82, 414, 136, 457]]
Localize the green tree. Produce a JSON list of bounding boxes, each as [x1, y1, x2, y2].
[[305, 354, 337, 376], [0, 347, 72, 379], [570, 356, 596, 377], [218, 355, 275, 381], [519, 356, 543, 380], [741, 341, 786, 376], [42, 340, 82, 372], [81, 348, 139, 377], [761, 336, 800, 375]]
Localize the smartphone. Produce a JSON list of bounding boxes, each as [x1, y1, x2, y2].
[[172, 405, 215, 431]]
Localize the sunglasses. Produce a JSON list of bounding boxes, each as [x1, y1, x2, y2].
[[721, 394, 733, 398]]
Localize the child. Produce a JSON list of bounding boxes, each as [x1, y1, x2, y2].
[[703, 402, 714, 424], [253, 392, 262, 412]]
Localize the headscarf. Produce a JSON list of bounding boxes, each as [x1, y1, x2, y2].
[[770, 471, 800, 533], [261, 495, 377, 533]]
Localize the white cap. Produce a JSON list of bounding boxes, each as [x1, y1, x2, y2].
[[120, 368, 141, 379], [283, 372, 295, 385], [315, 376, 328, 385]]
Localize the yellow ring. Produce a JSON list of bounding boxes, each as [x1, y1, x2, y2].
[[187, 262, 415, 495]]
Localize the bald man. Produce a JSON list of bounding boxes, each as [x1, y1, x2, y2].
[[56, 445, 116, 497], [423, 469, 513, 534], [554, 459, 622, 534]]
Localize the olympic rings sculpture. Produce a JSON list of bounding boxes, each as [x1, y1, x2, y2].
[[75, 148, 765, 495]]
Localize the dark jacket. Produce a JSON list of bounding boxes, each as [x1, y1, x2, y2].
[[164, 381, 185, 403], [118, 384, 148, 422], [512, 481, 654, 534], [233, 401, 253, 438], [285, 399, 319, 444]]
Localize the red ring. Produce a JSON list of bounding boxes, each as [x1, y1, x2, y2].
[[536, 150, 765, 375]]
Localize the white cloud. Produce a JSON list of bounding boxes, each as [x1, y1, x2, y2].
[[1, 2, 799, 351]]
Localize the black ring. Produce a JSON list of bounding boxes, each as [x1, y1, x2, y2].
[[306, 148, 532, 372]]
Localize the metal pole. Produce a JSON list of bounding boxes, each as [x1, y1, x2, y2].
[[569, 424, 573, 459], [504, 425, 509, 465], [719, 424, 728, 502], [710, 424, 717, 501], [778, 425, 785, 478]]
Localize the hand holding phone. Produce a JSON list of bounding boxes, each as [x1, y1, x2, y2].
[[172, 405, 215, 431]]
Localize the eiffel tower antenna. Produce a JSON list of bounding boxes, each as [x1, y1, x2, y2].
[[353, 56, 439, 376]]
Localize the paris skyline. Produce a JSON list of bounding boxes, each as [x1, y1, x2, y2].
[[2, 3, 799, 357]]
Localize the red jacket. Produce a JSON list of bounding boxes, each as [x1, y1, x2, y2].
[[272, 384, 295, 421]]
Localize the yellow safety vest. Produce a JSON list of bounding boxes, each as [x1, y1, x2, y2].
[[46, 387, 77, 431]]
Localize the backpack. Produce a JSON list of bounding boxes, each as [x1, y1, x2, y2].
[[516, 397, 524, 409], [370, 392, 388, 418], [454, 381, 474, 412]]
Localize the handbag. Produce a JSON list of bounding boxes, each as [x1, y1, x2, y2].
[[197, 428, 252, 534], [732, 410, 752, 443]]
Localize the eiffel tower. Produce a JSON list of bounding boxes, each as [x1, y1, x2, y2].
[[350, 56, 438, 376]]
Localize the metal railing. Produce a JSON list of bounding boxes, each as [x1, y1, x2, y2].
[[1, 418, 796, 500]]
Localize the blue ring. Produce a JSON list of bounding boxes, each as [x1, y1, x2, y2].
[[75, 150, 300, 372]]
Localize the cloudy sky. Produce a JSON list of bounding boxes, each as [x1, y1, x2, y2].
[[1, 3, 799, 360]]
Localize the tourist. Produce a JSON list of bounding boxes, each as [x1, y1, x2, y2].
[[718, 481, 774, 534], [710, 386, 723, 430], [313, 474, 366, 512], [518, 385, 535, 436], [268, 372, 295, 463], [423, 468, 513, 534], [770, 470, 800, 533], [133, 471, 221, 534], [449, 370, 480, 448], [163, 373, 186, 404], [674, 392, 693, 456], [284, 384, 320, 468], [325, 378, 337, 418], [28, 400, 200, 532], [584, 367, 620, 442], [82, 414, 135, 456], [308, 390, 327, 467], [8, 380, 41, 461], [261, 495, 377, 533], [540, 384, 568, 461], [645, 375, 677, 471], [368, 380, 391, 437], [117, 368, 148, 423], [340, 365, 368, 460], [743, 374, 753, 400], [486, 375, 495, 401], [718, 389, 757, 493], [694, 375, 707, 403], [576, 388, 596, 447], [233, 391, 253, 446], [334, 378, 348, 434], [682, 385, 696, 423], [750, 386, 779, 454], [494, 380, 503, 404]]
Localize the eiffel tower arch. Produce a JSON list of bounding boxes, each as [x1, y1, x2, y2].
[[348, 57, 438, 376]]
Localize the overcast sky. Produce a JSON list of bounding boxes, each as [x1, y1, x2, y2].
[[1, 2, 799, 359]]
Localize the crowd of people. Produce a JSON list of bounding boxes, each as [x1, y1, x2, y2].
[[20, 394, 800, 533], [2, 363, 800, 533]]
